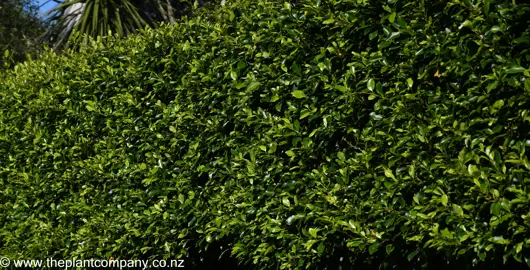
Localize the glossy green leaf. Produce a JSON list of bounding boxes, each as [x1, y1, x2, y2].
[[282, 197, 291, 207], [308, 228, 318, 238], [504, 66, 526, 74], [389, 12, 396, 23], [247, 81, 261, 91], [367, 78, 375, 91], [407, 251, 419, 261], [292, 90, 306, 99], [369, 244, 379, 255], [441, 194, 448, 206], [406, 78, 413, 88]]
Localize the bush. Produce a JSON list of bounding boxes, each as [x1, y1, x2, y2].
[[1, 0, 530, 269]]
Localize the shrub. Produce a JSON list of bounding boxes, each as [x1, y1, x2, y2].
[[1, 0, 530, 269]]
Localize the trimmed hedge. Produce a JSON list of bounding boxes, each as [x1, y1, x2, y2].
[[1, 0, 530, 269]]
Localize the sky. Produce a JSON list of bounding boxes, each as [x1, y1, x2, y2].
[[36, 0, 57, 15]]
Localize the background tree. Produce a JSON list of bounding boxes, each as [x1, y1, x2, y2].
[[45, 0, 207, 50], [0, 0, 47, 68]]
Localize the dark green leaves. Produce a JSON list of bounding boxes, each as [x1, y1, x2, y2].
[[484, 0, 490, 15], [2, 0, 530, 269], [407, 251, 419, 262], [368, 244, 379, 255], [292, 61, 301, 75]]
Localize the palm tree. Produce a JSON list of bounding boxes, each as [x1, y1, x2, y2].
[[45, 0, 206, 49]]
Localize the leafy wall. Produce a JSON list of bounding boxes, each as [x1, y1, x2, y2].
[[1, 0, 530, 269]]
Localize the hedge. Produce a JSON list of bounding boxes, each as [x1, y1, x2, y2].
[[1, 0, 530, 269]]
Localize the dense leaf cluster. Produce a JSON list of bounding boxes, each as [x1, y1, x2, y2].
[[1, 0, 530, 269]]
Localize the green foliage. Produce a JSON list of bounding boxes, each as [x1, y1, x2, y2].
[[1, 0, 530, 269]]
